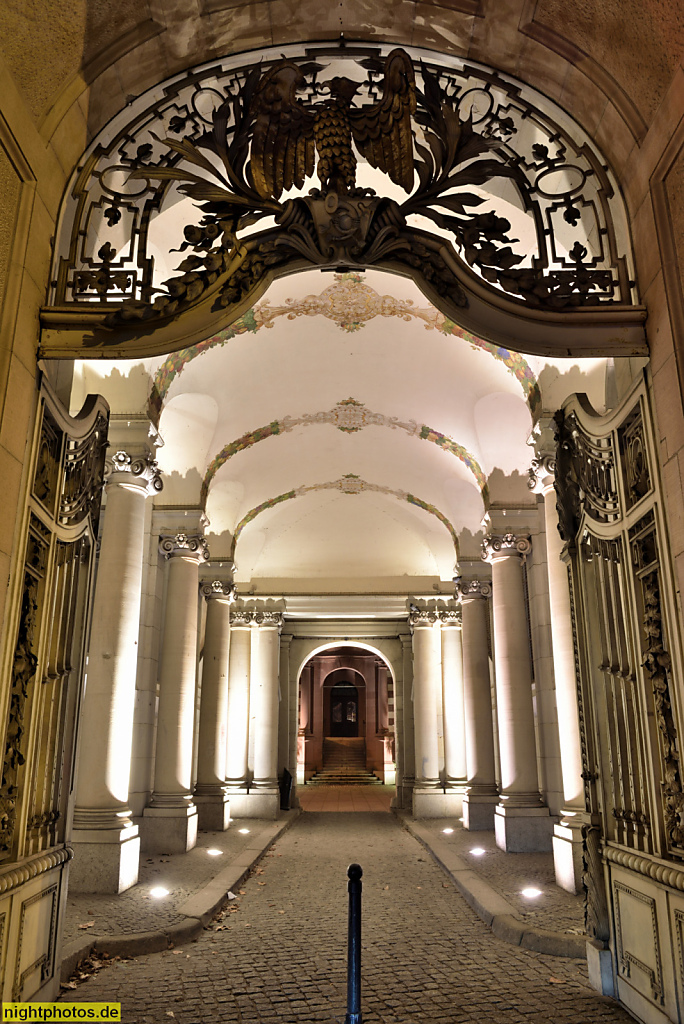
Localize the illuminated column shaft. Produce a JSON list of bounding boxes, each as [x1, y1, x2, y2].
[[195, 581, 235, 830], [71, 452, 161, 892], [483, 534, 551, 852], [411, 612, 441, 788], [143, 533, 208, 853], [440, 610, 467, 786], [397, 635, 415, 808], [458, 580, 498, 830], [225, 611, 252, 789], [252, 613, 282, 789]]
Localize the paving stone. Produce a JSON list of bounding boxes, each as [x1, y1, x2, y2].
[[59, 811, 631, 1023]]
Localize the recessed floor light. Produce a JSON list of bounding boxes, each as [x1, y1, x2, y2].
[[207, 848, 223, 856], [150, 886, 169, 898], [522, 887, 542, 898], [458, 817, 464, 822], [442, 827, 454, 834], [238, 828, 250, 834], [470, 847, 486, 856]]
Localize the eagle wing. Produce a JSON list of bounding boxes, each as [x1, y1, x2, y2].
[[250, 61, 316, 201], [350, 49, 416, 193]]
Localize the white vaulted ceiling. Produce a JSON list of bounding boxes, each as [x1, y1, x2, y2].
[[71, 267, 609, 590]]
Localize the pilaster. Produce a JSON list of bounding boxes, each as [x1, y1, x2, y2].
[[530, 416, 588, 890]]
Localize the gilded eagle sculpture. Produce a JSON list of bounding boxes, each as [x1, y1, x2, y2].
[[250, 50, 416, 199]]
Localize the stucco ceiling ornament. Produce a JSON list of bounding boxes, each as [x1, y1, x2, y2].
[[43, 44, 643, 358]]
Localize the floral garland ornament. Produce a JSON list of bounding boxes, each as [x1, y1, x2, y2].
[[229, 475, 459, 566], [201, 399, 487, 507]]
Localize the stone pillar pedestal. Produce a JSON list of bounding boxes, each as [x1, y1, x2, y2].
[[410, 610, 445, 817], [482, 535, 552, 852], [530, 421, 587, 890], [440, 608, 467, 817], [71, 450, 162, 893], [195, 581, 235, 832], [142, 533, 208, 853], [457, 579, 499, 831]]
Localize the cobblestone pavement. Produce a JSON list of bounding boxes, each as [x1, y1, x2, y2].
[[60, 811, 631, 1024], [408, 816, 585, 936], [63, 821, 282, 944]]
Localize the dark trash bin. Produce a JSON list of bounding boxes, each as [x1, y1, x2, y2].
[[279, 768, 293, 810]]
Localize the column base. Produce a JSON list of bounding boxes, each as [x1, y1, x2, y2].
[[553, 814, 588, 893], [494, 803, 553, 852], [587, 939, 614, 997], [141, 804, 198, 853], [462, 792, 498, 831], [228, 789, 280, 819], [69, 824, 140, 894], [412, 789, 463, 818], [195, 793, 231, 832]]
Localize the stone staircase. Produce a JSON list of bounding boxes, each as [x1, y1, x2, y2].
[[307, 738, 381, 786]]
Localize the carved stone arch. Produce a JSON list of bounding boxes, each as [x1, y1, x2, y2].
[[41, 42, 647, 361]]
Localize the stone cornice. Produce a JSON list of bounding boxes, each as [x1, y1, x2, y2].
[[481, 533, 532, 562], [455, 578, 492, 600], [106, 450, 163, 495], [159, 533, 210, 562]]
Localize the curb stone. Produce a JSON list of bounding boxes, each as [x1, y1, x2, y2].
[[401, 815, 586, 960], [60, 810, 300, 982]]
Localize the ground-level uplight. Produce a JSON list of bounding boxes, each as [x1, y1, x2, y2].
[[150, 887, 169, 899], [442, 827, 454, 834], [521, 887, 542, 898], [207, 848, 223, 856], [470, 847, 486, 857], [238, 827, 251, 834]]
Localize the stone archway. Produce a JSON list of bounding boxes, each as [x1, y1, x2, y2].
[[296, 642, 396, 788]]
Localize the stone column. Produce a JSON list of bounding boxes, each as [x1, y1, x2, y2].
[[247, 611, 282, 818], [530, 420, 588, 890], [142, 533, 208, 853], [71, 451, 162, 893], [194, 580, 236, 831], [397, 630, 413, 806], [440, 608, 467, 816], [456, 579, 499, 830], [482, 534, 552, 852], [225, 609, 252, 812], [410, 610, 444, 817]]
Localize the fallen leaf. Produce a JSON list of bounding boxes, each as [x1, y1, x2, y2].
[[60, 982, 77, 991], [78, 922, 95, 929], [416, 886, 422, 890], [173, 950, 183, 955], [549, 977, 565, 984], [257, 882, 266, 886], [87, 910, 94, 916], [278, 910, 285, 914], [166, 1013, 175, 1018], [383, 885, 389, 890], [238, 890, 246, 895], [442, 883, 450, 888]]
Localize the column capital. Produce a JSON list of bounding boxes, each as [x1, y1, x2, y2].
[[254, 610, 283, 630], [230, 609, 254, 627], [409, 607, 438, 629], [527, 415, 558, 494], [439, 608, 462, 627], [106, 450, 163, 495], [159, 532, 210, 562], [200, 579, 237, 601], [481, 533, 531, 562], [455, 577, 492, 600]]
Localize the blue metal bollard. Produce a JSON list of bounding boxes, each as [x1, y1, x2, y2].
[[345, 863, 363, 1024]]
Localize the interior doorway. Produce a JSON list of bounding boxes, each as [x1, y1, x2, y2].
[[329, 682, 359, 737]]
